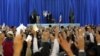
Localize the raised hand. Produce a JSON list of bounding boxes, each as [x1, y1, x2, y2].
[[26, 41, 32, 56], [61, 30, 67, 39], [0, 32, 5, 56], [42, 29, 50, 42], [53, 26, 59, 36], [75, 28, 85, 50], [32, 29, 37, 37], [0, 32, 5, 45], [13, 32, 24, 56], [58, 33, 74, 56], [50, 34, 55, 42], [95, 30, 100, 43]]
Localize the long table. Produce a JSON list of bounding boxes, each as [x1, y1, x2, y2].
[[27, 23, 80, 28]]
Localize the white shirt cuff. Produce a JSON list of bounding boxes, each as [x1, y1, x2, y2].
[[79, 50, 85, 52], [97, 43, 100, 45]]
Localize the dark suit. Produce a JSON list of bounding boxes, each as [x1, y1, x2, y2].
[[69, 11, 74, 23], [69, 16, 74, 23], [79, 52, 86, 56], [30, 14, 37, 24], [46, 13, 54, 23], [97, 45, 100, 56], [78, 44, 100, 56], [20, 41, 27, 56]]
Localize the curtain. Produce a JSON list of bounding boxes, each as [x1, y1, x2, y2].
[[0, 0, 100, 26], [70, 0, 100, 26], [29, 0, 70, 23], [0, 0, 29, 26]]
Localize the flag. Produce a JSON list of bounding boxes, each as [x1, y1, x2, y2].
[[43, 11, 48, 17], [2, 23, 5, 30], [59, 14, 62, 23]]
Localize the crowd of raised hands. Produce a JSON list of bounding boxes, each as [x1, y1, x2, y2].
[[0, 24, 100, 56]]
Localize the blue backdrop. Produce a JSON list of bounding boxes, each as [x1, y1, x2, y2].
[[0, 0, 100, 26]]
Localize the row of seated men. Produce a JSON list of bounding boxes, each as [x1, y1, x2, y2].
[[29, 11, 74, 24], [0, 24, 100, 56]]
